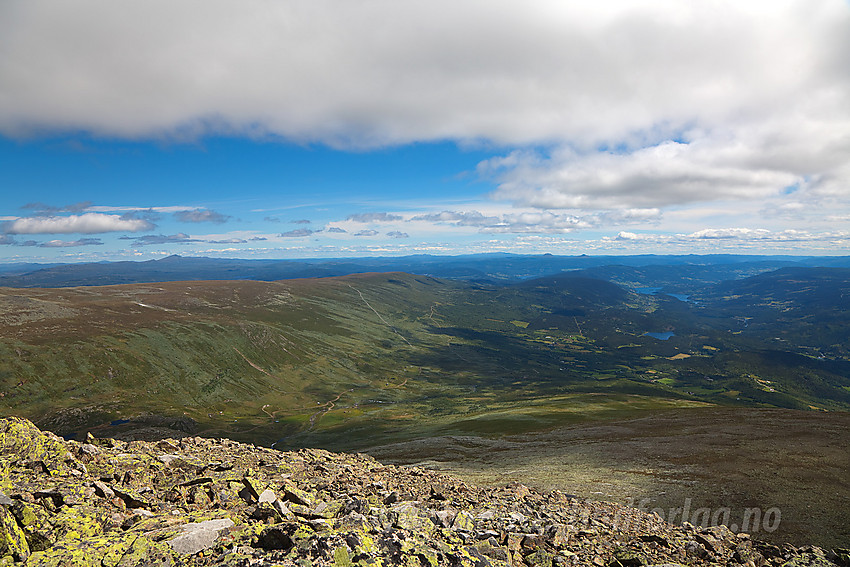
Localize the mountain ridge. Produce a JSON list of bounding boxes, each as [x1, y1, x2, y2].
[[3, 254, 850, 289]]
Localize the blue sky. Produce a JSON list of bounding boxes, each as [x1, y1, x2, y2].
[[1, 1, 849, 262]]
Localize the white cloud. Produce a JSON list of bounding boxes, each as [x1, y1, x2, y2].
[[88, 205, 195, 214], [280, 228, 316, 238], [1, 0, 848, 225], [409, 208, 660, 234], [484, 139, 810, 210], [411, 210, 500, 226], [22, 201, 92, 214], [479, 212, 590, 234], [2, 213, 153, 234], [121, 233, 200, 246], [688, 228, 769, 240], [599, 228, 850, 249], [684, 227, 841, 242], [1, 2, 846, 145], [615, 231, 642, 241], [347, 213, 403, 223], [759, 201, 809, 219], [174, 209, 231, 223], [39, 238, 103, 247]]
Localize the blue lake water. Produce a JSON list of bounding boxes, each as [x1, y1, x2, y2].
[[635, 287, 696, 304], [644, 332, 675, 340]]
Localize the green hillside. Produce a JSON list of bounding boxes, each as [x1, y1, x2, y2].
[[1, 269, 848, 452]]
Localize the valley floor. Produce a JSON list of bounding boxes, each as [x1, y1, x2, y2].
[[365, 407, 850, 550]]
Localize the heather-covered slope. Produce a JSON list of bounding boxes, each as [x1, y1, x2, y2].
[[0, 273, 705, 449], [3, 269, 849, 452]]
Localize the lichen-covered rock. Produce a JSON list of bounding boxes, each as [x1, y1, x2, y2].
[[783, 548, 839, 567], [390, 502, 436, 534], [0, 417, 70, 478], [452, 509, 475, 532], [0, 505, 28, 561], [0, 417, 842, 566], [26, 531, 177, 567], [167, 517, 235, 554]]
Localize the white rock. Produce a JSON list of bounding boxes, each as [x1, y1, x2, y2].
[[258, 488, 276, 503], [167, 518, 235, 554], [157, 454, 180, 465]]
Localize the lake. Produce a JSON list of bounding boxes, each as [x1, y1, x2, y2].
[[644, 331, 675, 340]]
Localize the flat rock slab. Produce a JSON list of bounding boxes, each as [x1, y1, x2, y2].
[[167, 518, 235, 555], [258, 488, 276, 503]]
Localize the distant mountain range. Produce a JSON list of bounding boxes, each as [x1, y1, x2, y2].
[[2, 252, 850, 288]]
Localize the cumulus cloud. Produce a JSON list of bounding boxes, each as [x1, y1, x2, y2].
[[121, 233, 200, 246], [411, 211, 499, 226], [280, 228, 315, 237], [39, 238, 103, 247], [601, 228, 850, 247], [291, 219, 311, 224], [483, 140, 810, 210], [1, 1, 848, 219], [600, 209, 662, 224], [387, 231, 409, 239], [354, 230, 379, 237], [347, 213, 403, 223], [681, 227, 840, 242], [326, 227, 347, 233], [615, 232, 641, 241], [263, 216, 281, 223], [0, 235, 16, 245], [410, 208, 659, 234], [174, 209, 231, 224], [1, 1, 842, 146], [688, 228, 766, 240], [208, 238, 247, 244], [2, 213, 154, 234], [480, 213, 590, 234]]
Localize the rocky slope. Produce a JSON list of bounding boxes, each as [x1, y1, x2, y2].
[[0, 417, 846, 566]]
